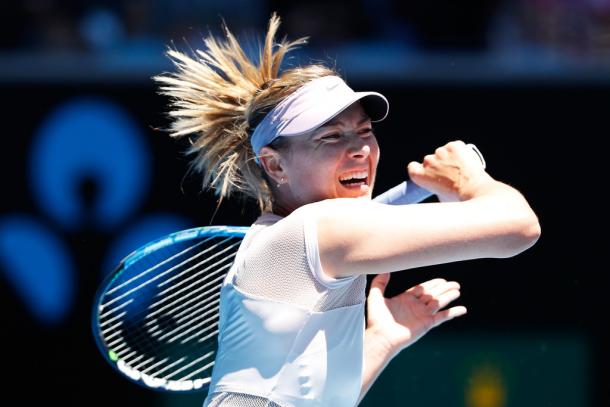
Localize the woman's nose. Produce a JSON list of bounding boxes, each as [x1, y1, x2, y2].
[[349, 141, 371, 159]]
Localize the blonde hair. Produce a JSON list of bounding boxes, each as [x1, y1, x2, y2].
[[154, 13, 338, 212]]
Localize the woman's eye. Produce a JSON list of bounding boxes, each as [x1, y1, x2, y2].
[[359, 128, 373, 136], [321, 133, 340, 140]]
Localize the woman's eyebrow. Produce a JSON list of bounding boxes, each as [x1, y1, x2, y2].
[[319, 114, 371, 130]]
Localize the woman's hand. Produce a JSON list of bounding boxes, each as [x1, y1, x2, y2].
[[407, 140, 490, 202], [366, 273, 467, 357]]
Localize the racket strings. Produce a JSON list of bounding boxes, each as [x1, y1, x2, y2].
[[144, 251, 236, 318], [100, 236, 231, 311], [111, 255, 234, 352], [114, 280, 223, 351], [96, 234, 243, 388], [106, 235, 215, 295], [100, 238, 236, 344]]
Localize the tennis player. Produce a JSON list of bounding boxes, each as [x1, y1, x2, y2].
[[155, 14, 540, 407]]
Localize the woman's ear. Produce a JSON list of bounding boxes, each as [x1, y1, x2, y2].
[[259, 146, 287, 185]]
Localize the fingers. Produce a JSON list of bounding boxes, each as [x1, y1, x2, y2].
[[425, 280, 460, 299], [425, 287, 461, 313], [433, 305, 467, 328], [407, 161, 424, 178], [368, 273, 390, 299], [443, 140, 485, 169], [408, 141, 480, 175], [406, 278, 448, 297], [407, 278, 463, 312]]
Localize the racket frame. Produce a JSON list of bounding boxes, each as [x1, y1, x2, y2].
[[91, 225, 248, 392]]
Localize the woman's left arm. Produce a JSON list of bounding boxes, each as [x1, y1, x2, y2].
[[357, 274, 467, 404]]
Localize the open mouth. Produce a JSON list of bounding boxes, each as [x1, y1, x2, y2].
[[338, 171, 369, 189]]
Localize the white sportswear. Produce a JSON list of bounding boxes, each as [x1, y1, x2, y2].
[[203, 205, 367, 407]]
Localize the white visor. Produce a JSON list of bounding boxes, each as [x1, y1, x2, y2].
[[250, 75, 389, 161]]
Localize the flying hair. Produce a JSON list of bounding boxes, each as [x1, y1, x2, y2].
[[154, 13, 338, 212]]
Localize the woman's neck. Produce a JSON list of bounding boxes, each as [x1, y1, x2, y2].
[[271, 201, 294, 217]]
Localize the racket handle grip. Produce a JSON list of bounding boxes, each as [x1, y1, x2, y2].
[[373, 181, 432, 205]]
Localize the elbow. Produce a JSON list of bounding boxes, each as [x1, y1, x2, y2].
[[499, 213, 541, 258], [525, 214, 542, 243], [519, 215, 541, 251]]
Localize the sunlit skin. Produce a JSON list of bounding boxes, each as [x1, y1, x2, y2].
[[260, 102, 380, 216]]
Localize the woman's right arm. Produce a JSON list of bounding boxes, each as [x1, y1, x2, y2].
[[315, 141, 541, 279]]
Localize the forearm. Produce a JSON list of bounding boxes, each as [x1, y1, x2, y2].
[[470, 178, 541, 255], [319, 184, 540, 277], [357, 328, 397, 405]]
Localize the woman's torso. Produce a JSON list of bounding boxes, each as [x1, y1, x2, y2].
[[204, 207, 367, 407]]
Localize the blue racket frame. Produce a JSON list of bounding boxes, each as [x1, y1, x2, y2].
[[92, 225, 249, 393]]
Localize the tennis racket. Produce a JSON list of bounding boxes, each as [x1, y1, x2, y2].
[[92, 144, 486, 393]]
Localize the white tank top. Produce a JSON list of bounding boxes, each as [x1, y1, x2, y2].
[[204, 205, 366, 407]]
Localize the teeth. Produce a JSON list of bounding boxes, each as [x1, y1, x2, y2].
[[339, 171, 368, 181]]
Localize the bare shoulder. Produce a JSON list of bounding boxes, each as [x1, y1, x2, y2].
[[297, 198, 380, 218]]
